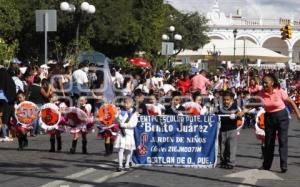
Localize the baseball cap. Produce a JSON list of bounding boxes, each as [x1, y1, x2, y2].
[[40, 64, 50, 69], [11, 58, 21, 64]]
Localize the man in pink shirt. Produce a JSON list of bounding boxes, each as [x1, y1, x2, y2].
[[191, 70, 211, 95]]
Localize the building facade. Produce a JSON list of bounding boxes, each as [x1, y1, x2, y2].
[[207, 0, 300, 64]]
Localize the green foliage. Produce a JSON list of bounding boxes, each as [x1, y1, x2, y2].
[[163, 8, 210, 52], [90, 0, 140, 57], [173, 63, 191, 76], [0, 0, 21, 41], [111, 56, 140, 73], [0, 0, 21, 63], [8, 0, 209, 66], [0, 39, 19, 66], [133, 0, 166, 54]]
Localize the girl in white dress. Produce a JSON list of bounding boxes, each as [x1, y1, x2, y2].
[[114, 97, 138, 171]]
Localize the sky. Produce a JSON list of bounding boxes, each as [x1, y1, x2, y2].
[[167, 0, 300, 19]]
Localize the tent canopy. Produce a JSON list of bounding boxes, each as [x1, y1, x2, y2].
[[177, 39, 289, 63]]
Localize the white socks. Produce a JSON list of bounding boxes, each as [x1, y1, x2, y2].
[[125, 150, 133, 168], [118, 148, 124, 168], [118, 149, 133, 168]]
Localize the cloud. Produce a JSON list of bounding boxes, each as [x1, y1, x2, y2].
[[167, 0, 300, 19]]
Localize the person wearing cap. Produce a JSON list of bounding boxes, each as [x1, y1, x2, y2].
[[7, 58, 21, 77], [12, 68, 25, 93]]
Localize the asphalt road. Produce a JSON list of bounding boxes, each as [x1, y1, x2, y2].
[[0, 116, 300, 187]]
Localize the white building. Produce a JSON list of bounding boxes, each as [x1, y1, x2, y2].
[[171, 0, 300, 68]]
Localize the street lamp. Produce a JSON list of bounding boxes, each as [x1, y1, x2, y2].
[[60, 1, 96, 55], [162, 26, 182, 69], [233, 29, 238, 63], [207, 44, 221, 71]]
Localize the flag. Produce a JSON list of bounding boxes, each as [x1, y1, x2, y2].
[[234, 70, 241, 88], [103, 58, 115, 103]]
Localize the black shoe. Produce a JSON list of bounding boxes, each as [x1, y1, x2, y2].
[[116, 167, 123, 172], [70, 148, 75, 154], [225, 165, 234, 169], [49, 149, 55, 152], [281, 168, 287, 173], [258, 166, 269, 170], [17, 147, 23, 151], [219, 164, 226, 168], [70, 140, 77, 154], [124, 167, 130, 171], [82, 146, 87, 154], [219, 162, 227, 168]]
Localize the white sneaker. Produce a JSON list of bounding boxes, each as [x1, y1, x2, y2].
[[3, 137, 13, 142]]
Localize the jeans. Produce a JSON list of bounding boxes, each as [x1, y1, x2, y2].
[[1, 124, 8, 137], [31, 104, 43, 135]]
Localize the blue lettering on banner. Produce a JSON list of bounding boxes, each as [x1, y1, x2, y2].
[[133, 115, 220, 168]]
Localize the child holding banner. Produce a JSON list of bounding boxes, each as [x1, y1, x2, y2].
[[41, 96, 67, 152], [69, 96, 93, 154], [14, 92, 39, 150], [114, 97, 138, 172], [217, 91, 241, 169], [15, 92, 28, 149]]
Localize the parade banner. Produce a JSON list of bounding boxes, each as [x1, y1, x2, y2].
[[97, 103, 117, 126], [15, 101, 39, 127], [40, 103, 61, 131], [65, 107, 88, 127], [133, 115, 220, 168]]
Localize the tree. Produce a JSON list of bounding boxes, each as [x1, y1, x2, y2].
[[90, 0, 140, 57], [132, 0, 166, 54], [15, 0, 96, 63], [11, 0, 210, 66], [163, 5, 210, 52], [0, 0, 21, 41], [0, 0, 21, 63], [15, 0, 58, 62]]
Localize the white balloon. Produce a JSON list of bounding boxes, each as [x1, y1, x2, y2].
[[169, 26, 175, 32], [174, 34, 182, 41], [60, 2, 69, 11], [81, 2, 90, 11], [162, 34, 169, 40], [87, 5, 96, 14]]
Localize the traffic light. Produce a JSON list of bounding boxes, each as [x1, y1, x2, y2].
[[286, 24, 292, 39], [281, 24, 292, 40]]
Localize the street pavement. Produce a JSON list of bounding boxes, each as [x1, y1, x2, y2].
[[0, 116, 300, 187]]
